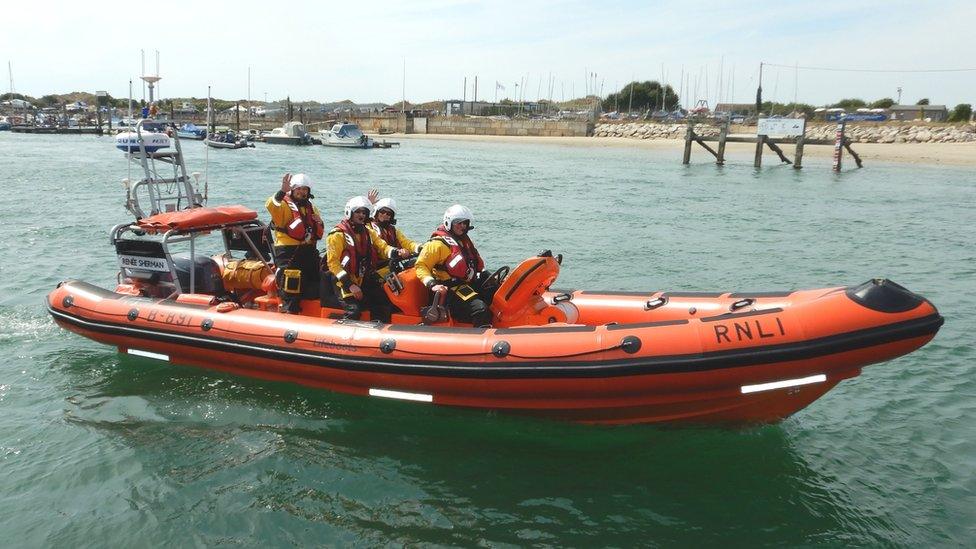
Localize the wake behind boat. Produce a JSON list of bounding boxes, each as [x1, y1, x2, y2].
[[45, 123, 944, 425]]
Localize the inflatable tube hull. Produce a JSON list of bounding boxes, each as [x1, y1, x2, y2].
[[47, 280, 943, 425]]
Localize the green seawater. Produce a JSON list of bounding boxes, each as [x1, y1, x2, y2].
[[1, 132, 973, 546]]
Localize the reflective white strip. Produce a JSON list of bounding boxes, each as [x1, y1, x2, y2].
[[127, 349, 170, 361], [368, 388, 433, 402], [288, 218, 302, 229], [340, 256, 350, 267], [337, 270, 348, 279], [448, 255, 464, 268], [741, 374, 826, 394]]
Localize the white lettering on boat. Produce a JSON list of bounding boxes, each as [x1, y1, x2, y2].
[[741, 374, 826, 394], [368, 388, 433, 402], [118, 254, 169, 272], [126, 349, 170, 361]]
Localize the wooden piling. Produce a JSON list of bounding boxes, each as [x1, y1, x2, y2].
[[832, 121, 846, 172], [793, 133, 805, 169], [754, 134, 765, 168], [716, 122, 728, 165], [682, 121, 694, 165]]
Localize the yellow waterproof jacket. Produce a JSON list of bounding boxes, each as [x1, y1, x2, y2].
[[369, 223, 423, 255], [415, 239, 455, 287], [325, 226, 396, 294], [266, 192, 322, 247]]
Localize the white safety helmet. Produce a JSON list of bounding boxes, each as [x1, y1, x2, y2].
[[289, 173, 313, 191], [374, 198, 397, 216], [443, 204, 474, 231], [344, 196, 373, 220]]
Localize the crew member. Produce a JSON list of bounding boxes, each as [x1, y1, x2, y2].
[[266, 173, 324, 314], [369, 198, 423, 255], [415, 204, 491, 327], [324, 196, 406, 322]]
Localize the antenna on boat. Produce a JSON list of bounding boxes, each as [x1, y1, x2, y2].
[[204, 86, 211, 196], [247, 66, 251, 133], [127, 79, 133, 183]]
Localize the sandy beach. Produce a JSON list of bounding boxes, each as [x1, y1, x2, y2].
[[388, 133, 976, 167]]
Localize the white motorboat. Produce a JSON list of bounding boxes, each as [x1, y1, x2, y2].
[[319, 122, 374, 148], [115, 123, 171, 153], [263, 121, 313, 145]]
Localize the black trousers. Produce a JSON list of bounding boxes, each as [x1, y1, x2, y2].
[[273, 244, 320, 313], [445, 278, 492, 327], [338, 277, 393, 323]]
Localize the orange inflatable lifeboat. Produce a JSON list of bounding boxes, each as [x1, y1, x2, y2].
[[47, 205, 944, 425]]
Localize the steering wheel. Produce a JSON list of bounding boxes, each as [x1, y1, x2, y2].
[[480, 266, 510, 292]]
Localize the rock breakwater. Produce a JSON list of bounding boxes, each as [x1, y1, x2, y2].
[[593, 122, 976, 143]]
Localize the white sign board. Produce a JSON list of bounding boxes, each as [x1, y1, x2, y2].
[[119, 254, 169, 272], [757, 118, 806, 137]]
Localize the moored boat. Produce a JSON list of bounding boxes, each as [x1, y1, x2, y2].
[[263, 121, 314, 145], [320, 122, 374, 148], [204, 131, 254, 149], [176, 123, 207, 140]]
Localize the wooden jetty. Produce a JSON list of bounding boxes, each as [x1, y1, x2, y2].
[[682, 117, 861, 171], [10, 125, 103, 135]]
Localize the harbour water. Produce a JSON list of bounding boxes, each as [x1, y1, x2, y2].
[[1, 132, 973, 545]]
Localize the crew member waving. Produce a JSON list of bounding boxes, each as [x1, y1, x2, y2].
[[369, 197, 423, 256], [265, 173, 324, 314]]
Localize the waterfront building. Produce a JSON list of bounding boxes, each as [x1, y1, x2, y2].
[[888, 104, 949, 122]]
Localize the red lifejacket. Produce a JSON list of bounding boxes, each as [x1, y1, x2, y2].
[[282, 196, 324, 242], [331, 220, 379, 278], [430, 225, 484, 281], [371, 221, 398, 247]]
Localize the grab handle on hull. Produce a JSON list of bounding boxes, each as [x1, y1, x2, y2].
[[730, 298, 755, 312], [644, 296, 668, 310], [552, 292, 572, 304]]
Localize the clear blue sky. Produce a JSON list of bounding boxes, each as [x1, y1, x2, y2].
[[3, 0, 973, 107]]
